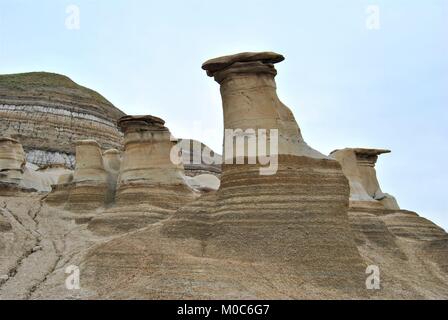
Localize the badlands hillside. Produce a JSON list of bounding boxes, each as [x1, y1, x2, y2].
[[0, 52, 447, 299]]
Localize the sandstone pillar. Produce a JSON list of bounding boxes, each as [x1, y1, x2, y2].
[[114, 115, 193, 208], [66, 140, 108, 212], [88, 116, 196, 235], [163, 52, 366, 293], [330, 148, 400, 210], [102, 148, 121, 204], [0, 137, 26, 188], [44, 172, 73, 205]]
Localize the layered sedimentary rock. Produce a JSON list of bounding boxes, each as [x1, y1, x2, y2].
[[184, 173, 220, 192], [80, 52, 368, 298], [35, 164, 73, 189], [347, 208, 448, 298], [114, 115, 194, 207], [0, 72, 125, 169], [65, 140, 109, 212], [1, 54, 447, 300], [179, 139, 222, 177], [328, 148, 448, 297], [102, 149, 121, 204], [0, 214, 12, 232], [330, 148, 399, 210], [170, 51, 365, 290], [0, 138, 25, 170], [0, 137, 71, 193], [205, 52, 326, 160], [87, 116, 197, 235], [43, 171, 73, 205], [0, 137, 25, 186]]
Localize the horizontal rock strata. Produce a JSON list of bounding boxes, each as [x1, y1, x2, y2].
[[65, 140, 109, 212], [0, 72, 125, 169], [179, 139, 222, 177], [81, 52, 368, 297], [0, 55, 447, 300], [87, 115, 197, 235], [331, 148, 400, 210], [339, 148, 448, 297]]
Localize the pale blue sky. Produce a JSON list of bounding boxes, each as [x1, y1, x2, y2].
[[0, 0, 447, 230]]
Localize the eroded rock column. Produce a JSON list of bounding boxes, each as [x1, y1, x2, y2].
[[88, 116, 196, 235], [164, 52, 366, 293], [204, 52, 326, 160], [66, 140, 109, 212], [115, 115, 194, 207], [0, 137, 26, 186], [330, 148, 400, 210]]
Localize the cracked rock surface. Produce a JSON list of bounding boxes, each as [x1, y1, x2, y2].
[[0, 194, 104, 299]]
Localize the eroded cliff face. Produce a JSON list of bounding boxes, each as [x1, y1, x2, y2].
[[0, 72, 125, 169], [0, 54, 447, 300], [207, 52, 327, 160], [179, 139, 222, 177], [329, 148, 448, 297], [75, 52, 369, 299]]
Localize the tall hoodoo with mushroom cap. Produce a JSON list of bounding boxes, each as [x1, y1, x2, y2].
[[160, 52, 367, 293]]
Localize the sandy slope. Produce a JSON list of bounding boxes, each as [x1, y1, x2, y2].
[[0, 193, 447, 300]]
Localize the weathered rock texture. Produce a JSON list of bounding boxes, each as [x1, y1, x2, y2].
[[206, 52, 327, 160], [348, 207, 448, 298], [330, 148, 399, 210], [0, 137, 72, 193], [77, 52, 370, 299], [114, 116, 190, 205], [0, 72, 125, 169], [65, 140, 109, 212], [87, 116, 197, 235], [328, 148, 448, 298], [179, 139, 222, 177], [0, 137, 26, 188], [102, 149, 121, 204], [0, 53, 447, 300], [0, 194, 107, 300]]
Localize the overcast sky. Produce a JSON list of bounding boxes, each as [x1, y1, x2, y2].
[[0, 0, 447, 230]]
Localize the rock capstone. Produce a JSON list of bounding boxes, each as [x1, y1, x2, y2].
[[87, 115, 197, 235]]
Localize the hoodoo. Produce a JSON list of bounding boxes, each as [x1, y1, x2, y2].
[[330, 148, 400, 210], [87, 115, 197, 235], [204, 52, 326, 159], [115, 115, 194, 207], [65, 140, 109, 212], [332, 148, 448, 294], [102, 149, 122, 204], [0, 137, 68, 193], [166, 51, 367, 291], [81, 52, 368, 299], [1, 53, 447, 300]]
